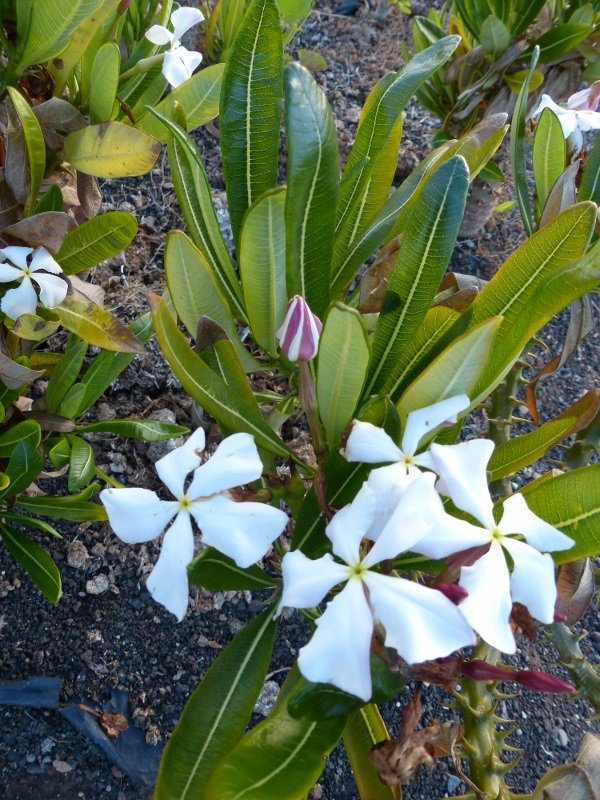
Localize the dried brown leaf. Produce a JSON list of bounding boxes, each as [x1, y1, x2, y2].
[[358, 236, 402, 313], [555, 559, 594, 625], [4, 211, 76, 251], [99, 711, 129, 739]]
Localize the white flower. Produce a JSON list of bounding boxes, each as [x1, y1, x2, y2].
[[343, 395, 470, 475], [278, 473, 475, 701], [411, 439, 574, 653], [145, 7, 204, 88], [100, 429, 288, 621], [0, 246, 68, 320], [531, 92, 600, 154]]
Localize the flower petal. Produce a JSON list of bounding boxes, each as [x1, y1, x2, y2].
[[145, 24, 173, 45], [187, 432, 263, 498], [298, 579, 374, 701], [365, 572, 476, 663], [326, 482, 376, 566], [363, 472, 439, 567], [29, 247, 63, 274], [162, 47, 201, 87], [531, 95, 577, 137], [146, 511, 195, 621], [411, 500, 490, 559], [100, 487, 178, 543], [0, 246, 32, 268], [401, 394, 470, 456], [170, 6, 205, 42], [1, 277, 38, 319], [155, 427, 206, 498], [499, 493, 573, 552], [191, 494, 288, 568], [458, 541, 515, 653], [363, 463, 416, 541], [278, 550, 350, 613], [343, 420, 404, 464], [0, 263, 24, 282], [429, 439, 496, 529], [575, 110, 600, 132], [32, 272, 68, 308], [501, 537, 557, 624]]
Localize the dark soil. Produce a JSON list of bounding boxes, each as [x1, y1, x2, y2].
[[2, 2, 600, 799]]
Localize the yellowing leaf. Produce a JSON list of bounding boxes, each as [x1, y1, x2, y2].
[[63, 122, 160, 178]]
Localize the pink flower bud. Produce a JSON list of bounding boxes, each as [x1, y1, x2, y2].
[[462, 659, 513, 682], [435, 582, 469, 605], [276, 295, 322, 362], [515, 670, 574, 694], [567, 81, 600, 112]]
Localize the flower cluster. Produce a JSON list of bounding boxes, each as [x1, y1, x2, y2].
[[101, 429, 288, 621], [278, 396, 574, 700]]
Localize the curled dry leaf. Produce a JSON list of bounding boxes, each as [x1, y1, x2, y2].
[[370, 687, 462, 787], [99, 711, 129, 740], [358, 236, 402, 313], [4, 211, 76, 251], [555, 559, 595, 626], [532, 733, 600, 799]]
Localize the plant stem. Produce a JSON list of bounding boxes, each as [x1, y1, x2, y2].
[[547, 623, 600, 715], [488, 362, 523, 499], [457, 642, 515, 799]]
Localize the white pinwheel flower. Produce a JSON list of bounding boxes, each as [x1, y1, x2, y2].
[[531, 90, 600, 154], [343, 394, 470, 476], [278, 473, 476, 701], [410, 439, 574, 653], [0, 246, 68, 320], [145, 7, 204, 88], [100, 429, 288, 621]]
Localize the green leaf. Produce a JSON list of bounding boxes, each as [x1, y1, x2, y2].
[[53, 296, 146, 353], [240, 188, 287, 354], [0, 440, 43, 499], [579, 130, 600, 203], [521, 466, 600, 563], [207, 676, 345, 799], [15, 0, 104, 72], [46, 0, 121, 95], [155, 608, 277, 800], [343, 706, 400, 800], [49, 437, 71, 468], [16, 484, 106, 522], [531, 23, 591, 64], [284, 62, 339, 317], [63, 121, 161, 178], [59, 383, 88, 419], [67, 435, 95, 491], [151, 296, 293, 461], [75, 419, 188, 441], [160, 120, 244, 319], [137, 64, 225, 141], [35, 184, 64, 214], [533, 108, 566, 218], [288, 682, 362, 721], [489, 391, 600, 482], [220, 0, 284, 248], [7, 87, 46, 216], [164, 231, 257, 372], [187, 548, 277, 590], [364, 156, 469, 398], [0, 525, 61, 603], [511, 0, 546, 36], [56, 210, 138, 275], [480, 15, 511, 54], [89, 43, 120, 123], [510, 46, 539, 237], [0, 420, 41, 458], [317, 303, 369, 449], [504, 67, 544, 94], [1, 512, 61, 539], [397, 316, 501, 421], [46, 338, 87, 413], [456, 204, 597, 404]]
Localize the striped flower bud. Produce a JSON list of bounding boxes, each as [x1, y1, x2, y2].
[[276, 295, 322, 362]]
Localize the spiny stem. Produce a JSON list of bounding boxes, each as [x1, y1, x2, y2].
[[456, 643, 516, 799], [547, 623, 600, 715], [488, 362, 523, 499]]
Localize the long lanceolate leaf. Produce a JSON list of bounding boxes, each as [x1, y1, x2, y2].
[[458, 204, 598, 404], [362, 156, 469, 399], [155, 609, 277, 800], [285, 63, 339, 317], [147, 108, 244, 320], [151, 296, 295, 462], [510, 46, 539, 237], [343, 707, 400, 800], [220, 0, 284, 250], [333, 36, 460, 272], [521, 466, 600, 564]]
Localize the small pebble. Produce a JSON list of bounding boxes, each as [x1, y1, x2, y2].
[[254, 680, 280, 717], [85, 574, 110, 595], [67, 541, 90, 570], [53, 759, 73, 773], [552, 727, 569, 747], [447, 774, 463, 793]]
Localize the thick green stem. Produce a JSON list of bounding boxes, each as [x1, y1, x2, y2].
[[547, 623, 600, 715], [457, 643, 514, 799], [488, 362, 523, 499]]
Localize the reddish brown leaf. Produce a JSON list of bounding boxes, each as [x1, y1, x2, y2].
[[555, 559, 595, 625]]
